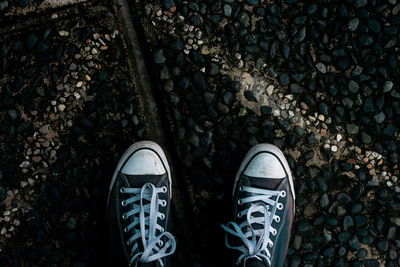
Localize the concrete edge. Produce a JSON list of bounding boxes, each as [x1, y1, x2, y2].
[[112, 0, 202, 266]]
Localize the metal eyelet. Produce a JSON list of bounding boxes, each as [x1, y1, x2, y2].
[[121, 200, 126, 207], [237, 213, 241, 218], [160, 227, 164, 232], [162, 186, 168, 193], [280, 190, 286, 197], [161, 200, 167, 207], [237, 199, 242, 205], [122, 213, 127, 220], [120, 187, 125, 193], [275, 216, 280, 223], [269, 242, 273, 247], [272, 229, 277, 236], [239, 186, 244, 191], [124, 227, 128, 233], [158, 240, 164, 246], [126, 240, 130, 246], [160, 213, 165, 220], [277, 203, 283, 210]]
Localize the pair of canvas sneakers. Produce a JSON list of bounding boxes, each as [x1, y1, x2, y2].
[[107, 141, 295, 267]]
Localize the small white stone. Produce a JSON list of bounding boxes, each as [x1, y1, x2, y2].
[[74, 92, 81, 99], [285, 94, 294, 100], [1, 228, 6, 235], [19, 161, 30, 168], [318, 114, 325, 121], [331, 145, 338, 152], [266, 85, 274, 96], [196, 30, 202, 39], [336, 134, 342, 142], [3, 211, 10, 216], [58, 104, 66, 112], [323, 144, 330, 150], [59, 30, 69, 36], [76, 81, 83, 88], [183, 24, 189, 32]]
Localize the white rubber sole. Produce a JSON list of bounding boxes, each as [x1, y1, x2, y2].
[[107, 141, 172, 207], [233, 143, 296, 212]]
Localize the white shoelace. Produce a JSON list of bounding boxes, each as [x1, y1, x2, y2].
[[221, 186, 286, 265], [120, 182, 176, 266]]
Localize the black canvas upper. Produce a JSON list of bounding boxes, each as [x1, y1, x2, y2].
[[232, 160, 294, 267], [108, 172, 171, 267]]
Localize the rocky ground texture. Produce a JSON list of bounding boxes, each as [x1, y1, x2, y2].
[[0, 6, 152, 266], [1, 0, 400, 266], [136, 0, 400, 266]]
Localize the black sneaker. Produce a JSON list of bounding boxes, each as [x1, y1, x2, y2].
[[221, 144, 295, 267], [107, 141, 176, 267]]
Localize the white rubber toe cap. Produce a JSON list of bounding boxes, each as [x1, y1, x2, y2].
[[121, 149, 166, 175], [243, 153, 286, 178]]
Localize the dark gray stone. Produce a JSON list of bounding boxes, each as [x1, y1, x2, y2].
[[223, 4, 232, 16], [279, 73, 289, 86], [383, 81, 393, 92], [8, 109, 17, 120], [0, 186, 5, 201], [320, 193, 329, 207], [373, 112, 385, 123], [348, 17, 360, 31], [316, 62, 327, 73], [193, 72, 206, 91], [154, 49, 166, 64], [348, 80, 360, 93], [346, 123, 359, 134], [361, 132, 371, 144]]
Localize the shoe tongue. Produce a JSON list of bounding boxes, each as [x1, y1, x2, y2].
[[120, 173, 166, 188], [244, 258, 270, 267], [244, 175, 284, 190]]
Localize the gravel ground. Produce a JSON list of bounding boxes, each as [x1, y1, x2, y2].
[[134, 0, 400, 266], [1, 0, 400, 266], [0, 10, 148, 266]]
